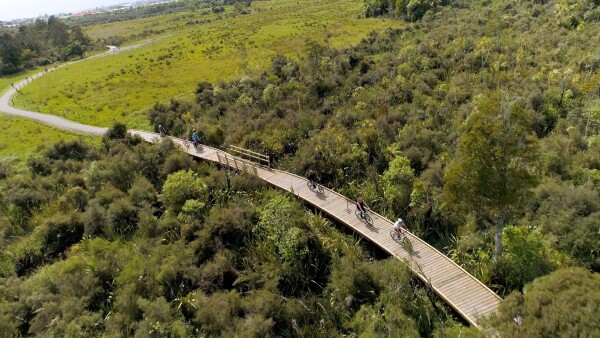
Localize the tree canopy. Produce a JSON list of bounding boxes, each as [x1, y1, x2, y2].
[[0, 16, 91, 74], [444, 92, 541, 257]]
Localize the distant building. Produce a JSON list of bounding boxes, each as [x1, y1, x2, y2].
[[73, 11, 97, 17]]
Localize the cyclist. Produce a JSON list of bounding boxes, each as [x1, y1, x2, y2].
[[356, 197, 369, 218], [306, 169, 320, 187], [393, 217, 404, 239], [191, 131, 201, 148], [158, 124, 167, 136]]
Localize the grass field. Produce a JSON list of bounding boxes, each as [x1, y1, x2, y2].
[[10, 0, 398, 129], [0, 68, 102, 164], [0, 67, 47, 96], [0, 114, 100, 165]]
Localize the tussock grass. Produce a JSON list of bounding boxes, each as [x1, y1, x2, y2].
[[12, 0, 398, 129]]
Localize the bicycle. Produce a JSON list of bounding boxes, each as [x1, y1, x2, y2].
[[193, 139, 202, 151], [355, 207, 373, 226], [307, 180, 324, 194], [158, 126, 167, 137], [390, 229, 410, 246]]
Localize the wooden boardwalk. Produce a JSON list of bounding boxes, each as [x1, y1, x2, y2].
[[132, 130, 502, 328]]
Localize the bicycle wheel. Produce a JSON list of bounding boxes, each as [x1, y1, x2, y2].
[[364, 212, 373, 226], [402, 236, 410, 247], [390, 229, 401, 241], [317, 184, 324, 194], [307, 181, 315, 191], [355, 208, 361, 219]]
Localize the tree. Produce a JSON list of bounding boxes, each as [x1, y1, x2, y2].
[[365, 0, 390, 18], [70, 25, 90, 46], [381, 155, 415, 214], [444, 92, 540, 259], [0, 33, 23, 74], [62, 42, 84, 60], [47, 16, 70, 48]]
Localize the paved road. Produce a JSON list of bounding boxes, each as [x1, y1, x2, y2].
[[0, 36, 170, 135]]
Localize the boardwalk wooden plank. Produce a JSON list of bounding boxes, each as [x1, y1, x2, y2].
[[455, 289, 499, 306], [459, 297, 499, 315], [426, 260, 459, 278], [438, 276, 470, 295], [457, 289, 500, 310]]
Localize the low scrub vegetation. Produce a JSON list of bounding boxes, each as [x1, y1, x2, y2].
[[0, 124, 475, 336]]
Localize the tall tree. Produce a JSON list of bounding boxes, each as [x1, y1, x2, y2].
[[0, 33, 23, 74], [47, 15, 70, 48], [444, 91, 540, 259]]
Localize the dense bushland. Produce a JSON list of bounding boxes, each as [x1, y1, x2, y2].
[[364, 0, 449, 21], [145, 0, 600, 322], [0, 124, 476, 336], [2, 0, 600, 335]]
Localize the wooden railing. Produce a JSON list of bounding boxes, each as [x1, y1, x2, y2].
[[227, 145, 270, 167], [216, 151, 259, 175]]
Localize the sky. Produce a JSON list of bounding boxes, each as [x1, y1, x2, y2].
[[0, 0, 128, 21]]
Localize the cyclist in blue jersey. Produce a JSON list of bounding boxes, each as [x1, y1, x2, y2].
[[191, 131, 201, 148]]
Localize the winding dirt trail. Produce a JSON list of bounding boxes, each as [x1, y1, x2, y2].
[[0, 36, 169, 135]]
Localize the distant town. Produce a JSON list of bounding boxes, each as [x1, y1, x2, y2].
[[0, 0, 179, 26]]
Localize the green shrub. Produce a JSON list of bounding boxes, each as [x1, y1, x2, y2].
[[105, 197, 138, 237], [161, 170, 207, 214], [43, 139, 98, 161], [496, 226, 556, 292], [128, 176, 156, 206], [42, 213, 85, 259], [59, 186, 88, 212], [329, 251, 380, 312], [191, 290, 242, 335], [486, 268, 600, 337]]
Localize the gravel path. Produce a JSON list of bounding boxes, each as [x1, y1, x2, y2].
[[0, 36, 170, 135]]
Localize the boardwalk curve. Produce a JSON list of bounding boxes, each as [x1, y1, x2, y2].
[[131, 130, 502, 328]]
